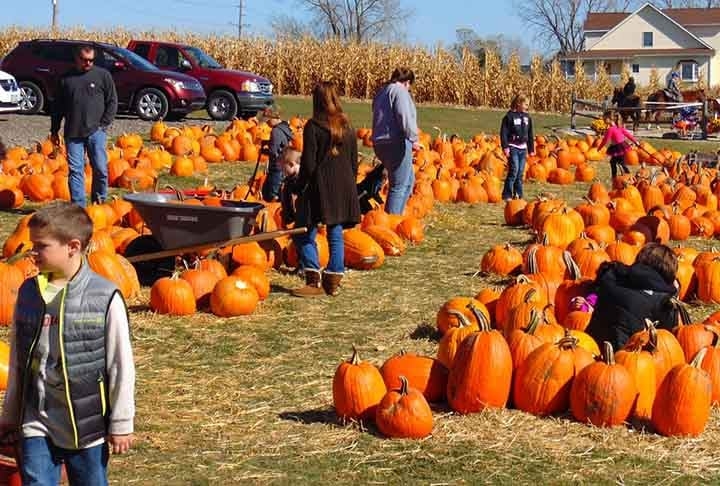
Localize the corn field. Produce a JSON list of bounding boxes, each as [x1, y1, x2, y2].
[[0, 26, 689, 113]]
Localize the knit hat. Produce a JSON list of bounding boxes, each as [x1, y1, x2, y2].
[[260, 106, 282, 121]]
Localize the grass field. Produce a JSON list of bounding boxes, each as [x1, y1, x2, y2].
[[2, 97, 720, 485]]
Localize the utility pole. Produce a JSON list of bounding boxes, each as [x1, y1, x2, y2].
[[237, 0, 243, 38], [51, 0, 58, 31]]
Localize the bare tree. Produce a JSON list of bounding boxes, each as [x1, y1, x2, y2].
[[452, 29, 530, 65], [270, 14, 316, 39], [299, 0, 412, 42], [513, 0, 638, 55]]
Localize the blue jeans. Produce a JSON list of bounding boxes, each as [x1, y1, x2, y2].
[[65, 128, 108, 207], [374, 140, 415, 214], [21, 436, 109, 486], [294, 224, 344, 273], [502, 147, 527, 200]]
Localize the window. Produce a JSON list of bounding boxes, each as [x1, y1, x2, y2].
[[34, 43, 74, 63], [131, 43, 150, 60], [632, 64, 640, 73], [155, 46, 182, 69], [95, 49, 118, 71], [679, 60, 698, 82], [643, 32, 653, 47]]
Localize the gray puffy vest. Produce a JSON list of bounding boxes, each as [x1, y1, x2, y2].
[[15, 263, 119, 448]]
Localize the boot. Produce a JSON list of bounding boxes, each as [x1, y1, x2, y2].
[[322, 271, 344, 296], [291, 269, 325, 298]]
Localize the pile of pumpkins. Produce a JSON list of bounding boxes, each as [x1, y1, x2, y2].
[[332, 149, 720, 440]]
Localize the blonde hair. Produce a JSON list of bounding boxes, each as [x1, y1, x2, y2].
[[510, 94, 528, 111]]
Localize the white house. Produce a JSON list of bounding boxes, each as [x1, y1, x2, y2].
[[561, 3, 720, 88]]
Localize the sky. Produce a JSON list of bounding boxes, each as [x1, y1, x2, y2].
[[1, 0, 530, 51]]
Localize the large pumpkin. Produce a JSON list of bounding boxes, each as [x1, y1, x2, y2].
[[446, 307, 512, 413], [362, 225, 406, 257], [0, 262, 26, 326], [0, 340, 10, 391], [380, 351, 448, 403], [436, 297, 489, 335], [375, 376, 433, 439], [513, 334, 594, 416], [699, 328, 720, 405], [570, 342, 637, 427], [333, 346, 387, 422], [210, 276, 260, 317], [149, 273, 197, 316], [481, 243, 523, 276], [651, 349, 712, 437], [343, 228, 385, 270], [615, 338, 657, 421], [180, 268, 220, 308]]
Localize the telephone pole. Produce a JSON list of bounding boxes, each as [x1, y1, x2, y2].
[[237, 0, 243, 38], [51, 0, 58, 31]]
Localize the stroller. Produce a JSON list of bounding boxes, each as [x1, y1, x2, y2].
[[356, 164, 387, 214], [673, 106, 700, 138]]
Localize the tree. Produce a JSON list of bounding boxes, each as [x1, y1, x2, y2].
[[451, 29, 530, 66], [297, 0, 412, 43], [513, 0, 637, 55], [270, 14, 316, 39]]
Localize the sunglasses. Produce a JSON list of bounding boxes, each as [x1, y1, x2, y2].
[[79, 57, 95, 64]]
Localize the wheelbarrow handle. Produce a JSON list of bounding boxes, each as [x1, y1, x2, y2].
[[125, 227, 308, 263]]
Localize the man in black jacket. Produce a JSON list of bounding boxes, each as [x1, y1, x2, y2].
[[585, 243, 679, 351], [50, 44, 117, 207]]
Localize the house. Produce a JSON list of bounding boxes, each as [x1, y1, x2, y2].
[[562, 2, 720, 87]]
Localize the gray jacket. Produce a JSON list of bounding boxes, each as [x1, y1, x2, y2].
[[371, 82, 418, 144]]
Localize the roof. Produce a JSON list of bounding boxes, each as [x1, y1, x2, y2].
[[585, 7, 720, 31], [560, 48, 714, 60]]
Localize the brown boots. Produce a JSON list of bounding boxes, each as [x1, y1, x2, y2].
[[321, 271, 343, 296], [291, 269, 344, 297], [291, 269, 325, 297]]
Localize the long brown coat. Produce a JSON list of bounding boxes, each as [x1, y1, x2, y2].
[[296, 119, 361, 228]]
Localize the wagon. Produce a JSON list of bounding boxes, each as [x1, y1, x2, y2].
[[122, 191, 306, 285]]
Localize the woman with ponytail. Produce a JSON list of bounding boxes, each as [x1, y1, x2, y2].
[[291, 81, 361, 297]]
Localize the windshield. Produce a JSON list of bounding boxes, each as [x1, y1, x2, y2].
[[110, 47, 159, 71], [183, 46, 222, 69]]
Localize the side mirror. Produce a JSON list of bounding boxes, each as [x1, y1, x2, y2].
[[113, 60, 128, 71], [180, 59, 192, 71]]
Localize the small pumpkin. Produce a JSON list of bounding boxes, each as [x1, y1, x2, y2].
[[380, 351, 448, 403], [150, 272, 197, 316], [210, 276, 260, 317], [375, 376, 433, 439]]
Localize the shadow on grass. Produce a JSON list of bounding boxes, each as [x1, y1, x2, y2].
[[278, 408, 338, 425], [270, 283, 295, 295], [409, 322, 440, 341]]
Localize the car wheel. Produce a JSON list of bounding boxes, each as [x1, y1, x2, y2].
[[135, 88, 169, 121], [18, 81, 44, 114], [240, 110, 259, 120], [207, 90, 238, 121]]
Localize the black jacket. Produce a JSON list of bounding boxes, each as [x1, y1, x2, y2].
[[585, 262, 678, 351], [261, 121, 294, 201], [296, 119, 361, 227], [500, 110, 534, 153], [51, 66, 118, 138], [623, 79, 636, 97]]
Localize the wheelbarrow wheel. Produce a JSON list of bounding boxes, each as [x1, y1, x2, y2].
[[123, 235, 177, 286]]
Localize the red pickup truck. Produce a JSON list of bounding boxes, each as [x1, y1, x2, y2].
[[127, 40, 274, 121]]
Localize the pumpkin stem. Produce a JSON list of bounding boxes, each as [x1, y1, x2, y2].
[[398, 375, 409, 395], [563, 252, 581, 280], [466, 303, 491, 332], [602, 341, 615, 365], [523, 288, 537, 304], [525, 309, 541, 335], [526, 246, 539, 274], [349, 346, 360, 365], [557, 332, 579, 350], [690, 347, 709, 367], [447, 309, 472, 328], [670, 297, 691, 326]]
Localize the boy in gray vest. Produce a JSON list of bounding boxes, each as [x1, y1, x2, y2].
[[0, 203, 135, 485]]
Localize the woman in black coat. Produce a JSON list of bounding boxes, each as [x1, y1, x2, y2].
[[585, 243, 679, 351], [292, 81, 361, 298]]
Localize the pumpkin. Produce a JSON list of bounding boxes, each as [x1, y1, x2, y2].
[[624, 321, 685, 389], [230, 242, 269, 270], [375, 376, 433, 439], [695, 257, 720, 303], [437, 310, 479, 368], [395, 217, 424, 243], [436, 297, 489, 335], [513, 334, 594, 416], [210, 276, 260, 317], [495, 275, 546, 332], [180, 268, 220, 308], [699, 328, 720, 405], [446, 307, 512, 413], [150, 272, 197, 316], [0, 262, 25, 326], [615, 339, 657, 421], [380, 351, 448, 403], [332, 346, 387, 422], [474, 286, 502, 322], [87, 249, 133, 300], [504, 198, 528, 226], [481, 242, 523, 276], [0, 340, 9, 391], [362, 225, 406, 257], [231, 265, 270, 300], [651, 348, 712, 437], [562, 309, 592, 332], [570, 342, 637, 427], [197, 256, 228, 280], [506, 309, 545, 372], [674, 308, 716, 363], [343, 228, 385, 270]]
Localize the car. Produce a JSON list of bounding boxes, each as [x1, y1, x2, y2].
[[0, 69, 21, 113], [0, 39, 207, 121], [127, 40, 274, 121]]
